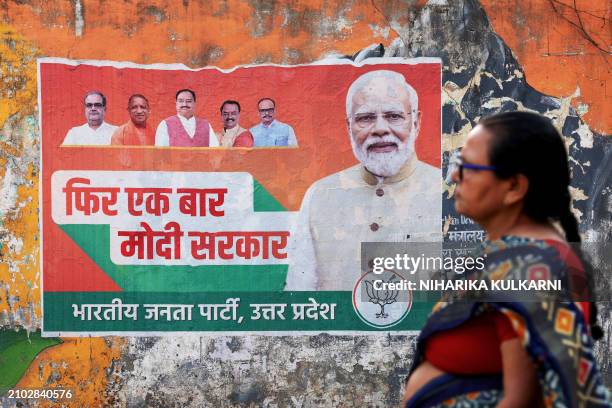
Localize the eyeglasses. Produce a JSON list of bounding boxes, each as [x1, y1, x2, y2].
[[85, 103, 104, 108], [258, 108, 275, 114], [351, 112, 409, 128], [449, 154, 497, 181]]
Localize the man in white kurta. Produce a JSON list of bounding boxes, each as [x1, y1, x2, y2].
[[62, 91, 117, 145], [286, 70, 441, 291]]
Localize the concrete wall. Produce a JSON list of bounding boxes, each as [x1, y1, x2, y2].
[[1, 0, 610, 406]]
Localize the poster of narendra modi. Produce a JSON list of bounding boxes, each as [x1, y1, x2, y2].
[[286, 68, 441, 292], [39, 57, 441, 335]]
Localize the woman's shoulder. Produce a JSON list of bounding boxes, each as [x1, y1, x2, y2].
[[483, 235, 581, 266], [481, 235, 573, 280], [483, 235, 567, 254]]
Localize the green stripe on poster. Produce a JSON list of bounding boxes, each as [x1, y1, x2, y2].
[[43, 292, 434, 333], [56, 177, 288, 292], [253, 179, 286, 212], [59, 224, 287, 292]]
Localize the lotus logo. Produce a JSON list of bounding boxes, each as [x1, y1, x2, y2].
[[364, 278, 399, 318], [353, 270, 412, 329]]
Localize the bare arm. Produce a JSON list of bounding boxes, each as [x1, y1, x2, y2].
[[497, 338, 540, 407], [402, 362, 445, 407]]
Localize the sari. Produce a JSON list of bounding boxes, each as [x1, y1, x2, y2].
[[406, 236, 610, 407]]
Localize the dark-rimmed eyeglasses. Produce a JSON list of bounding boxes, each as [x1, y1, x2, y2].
[[85, 103, 104, 108], [258, 108, 275, 114], [449, 155, 497, 181]]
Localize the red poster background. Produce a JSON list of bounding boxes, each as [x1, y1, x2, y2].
[[40, 60, 441, 292]]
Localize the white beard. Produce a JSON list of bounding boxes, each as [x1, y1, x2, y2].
[[350, 132, 415, 178]]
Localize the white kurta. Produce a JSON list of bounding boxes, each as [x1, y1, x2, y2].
[[287, 155, 442, 291], [62, 122, 117, 145]]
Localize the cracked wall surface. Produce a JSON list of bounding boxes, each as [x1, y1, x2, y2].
[[0, 0, 610, 406]]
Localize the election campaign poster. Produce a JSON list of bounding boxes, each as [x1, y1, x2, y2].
[[39, 57, 441, 335]]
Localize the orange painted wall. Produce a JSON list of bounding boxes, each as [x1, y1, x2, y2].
[[2, 0, 608, 133], [0, 1, 609, 406], [481, 0, 610, 133]]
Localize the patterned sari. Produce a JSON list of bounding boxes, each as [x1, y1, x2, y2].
[[405, 236, 610, 407]]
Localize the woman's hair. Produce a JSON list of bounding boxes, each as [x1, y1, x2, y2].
[[479, 111, 602, 339], [480, 111, 579, 241]]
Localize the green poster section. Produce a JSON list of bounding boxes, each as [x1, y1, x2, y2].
[[57, 178, 288, 292], [59, 224, 287, 292], [252, 179, 286, 212], [0, 330, 61, 394], [49, 177, 438, 333], [43, 292, 434, 332]]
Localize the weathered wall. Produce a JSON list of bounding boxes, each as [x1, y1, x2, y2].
[[0, 0, 610, 406]]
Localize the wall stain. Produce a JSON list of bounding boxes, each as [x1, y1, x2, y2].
[[480, 0, 611, 133], [0, 0, 610, 405]]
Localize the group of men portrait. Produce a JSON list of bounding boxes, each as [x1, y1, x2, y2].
[[62, 90, 298, 148]]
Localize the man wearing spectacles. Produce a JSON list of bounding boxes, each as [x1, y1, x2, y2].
[[216, 100, 254, 147], [287, 70, 441, 291], [250, 98, 298, 147], [155, 89, 219, 147], [62, 91, 117, 145]]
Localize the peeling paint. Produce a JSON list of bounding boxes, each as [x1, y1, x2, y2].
[[6, 236, 23, 256], [15, 337, 127, 407], [0, 26, 41, 333], [0, 161, 18, 220], [369, 23, 390, 39], [118, 334, 415, 407], [74, 0, 84, 37], [0, 0, 610, 405], [481, 0, 611, 133], [569, 186, 589, 222], [0, 25, 39, 128], [576, 122, 594, 149]]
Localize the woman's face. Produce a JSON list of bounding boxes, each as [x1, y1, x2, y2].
[[452, 125, 509, 224]]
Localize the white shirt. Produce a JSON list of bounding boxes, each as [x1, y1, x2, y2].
[[62, 122, 117, 145], [155, 115, 218, 147], [250, 120, 298, 147], [286, 156, 442, 291]]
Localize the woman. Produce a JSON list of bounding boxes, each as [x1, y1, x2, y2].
[[403, 111, 609, 407]]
